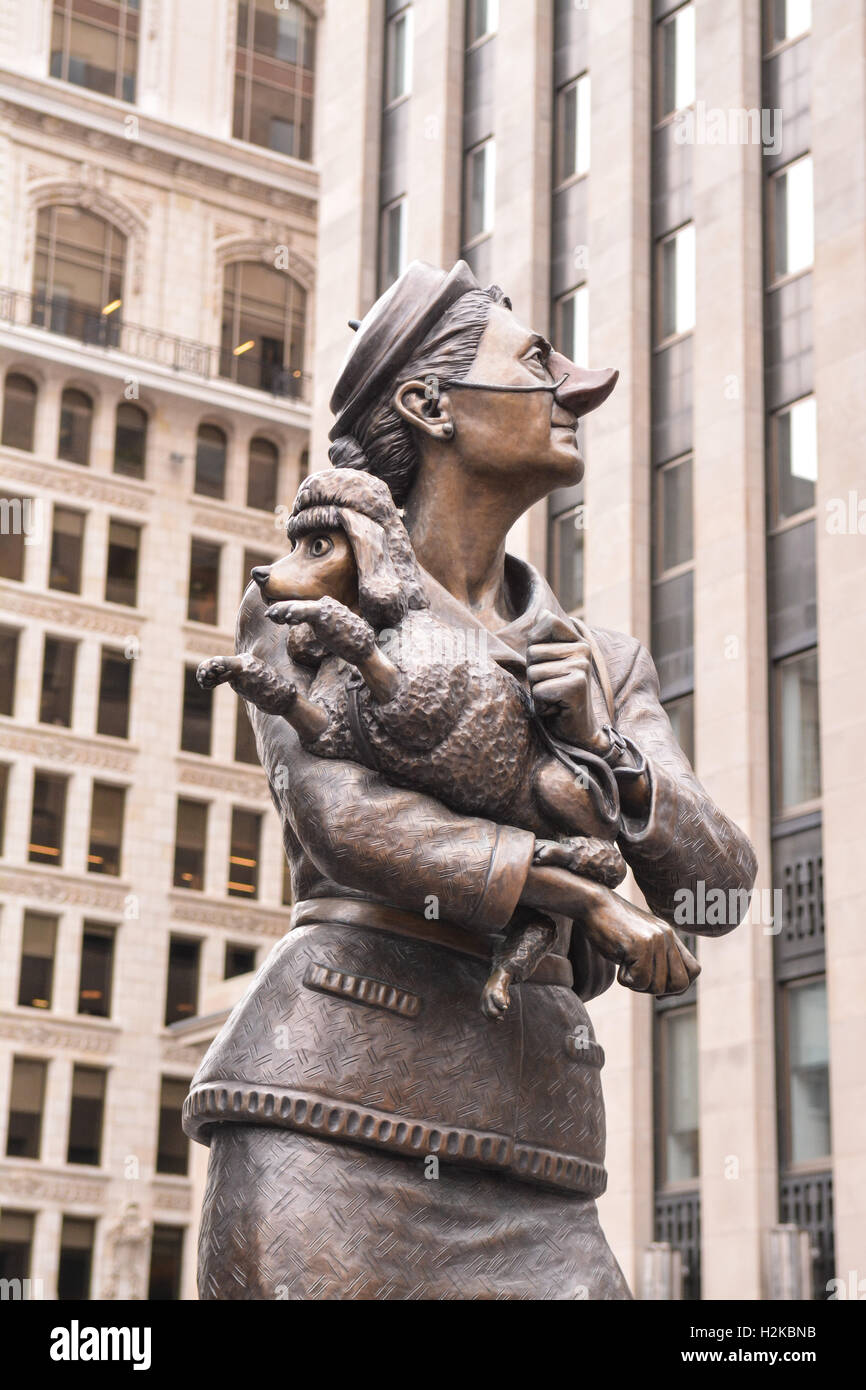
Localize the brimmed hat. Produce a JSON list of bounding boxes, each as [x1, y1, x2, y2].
[[329, 260, 481, 442]]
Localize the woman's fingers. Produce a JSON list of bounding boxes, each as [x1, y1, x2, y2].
[[527, 640, 592, 665]]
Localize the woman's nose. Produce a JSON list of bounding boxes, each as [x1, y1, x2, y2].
[[251, 566, 271, 590], [548, 351, 618, 418]]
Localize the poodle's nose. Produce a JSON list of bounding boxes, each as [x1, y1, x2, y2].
[[251, 565, 271, 591]]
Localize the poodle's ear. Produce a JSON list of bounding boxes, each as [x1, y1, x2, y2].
[[338, 510, 408, 630]]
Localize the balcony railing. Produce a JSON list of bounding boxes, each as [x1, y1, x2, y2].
[[779, 1169, 834, 1300], [0, 288, 312, 404], [655, 1188, 701, 1301]]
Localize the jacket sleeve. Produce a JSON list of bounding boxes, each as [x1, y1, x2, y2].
[[612, 642, 758, 934]]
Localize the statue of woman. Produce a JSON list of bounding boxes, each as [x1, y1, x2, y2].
[[184, 261, 756, 1300]]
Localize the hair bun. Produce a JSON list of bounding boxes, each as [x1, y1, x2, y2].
[[329, 436, 369, 471]]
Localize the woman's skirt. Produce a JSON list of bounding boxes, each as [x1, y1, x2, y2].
[[198, 1125, 631, 1300]]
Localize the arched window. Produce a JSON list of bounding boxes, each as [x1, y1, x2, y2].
[[50, 0, 140, 103], [247, 437, 279, 512], [1, 373, 38, 452], [221, 261, 307, 396], [113, 402, 147, 478], [58, 388, 93, 466], [33, 205, 125, 344], [233, 0, 316, 159], [195, 424, 228, 499]]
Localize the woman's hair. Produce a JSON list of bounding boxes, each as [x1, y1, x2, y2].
[[329, 285, 510, 507]]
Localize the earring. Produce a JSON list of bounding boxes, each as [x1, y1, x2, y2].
[[441, 421, 455, 439]]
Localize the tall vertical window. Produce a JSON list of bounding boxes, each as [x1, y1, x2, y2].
[[658, 224, 696, 340], [386, 6, 413, 103], [467, 0, 498, 45], [180, 666, 213, 756], [87, 782, 125, 876], [0, 627, 20, 716], [173, 799, 208, 892], [29, 772, 68, 865], [105, 520, 140, 606], [664, 693, 696, 768], [658, 3, 695, 118], [464, 139, 496, 245], [148, 1226, 185, 1301], [771, 157, 814, 280], [57, 1217, 94, 1300], [39, 636, 77, 727], [66, 1065, 106, 1165], [18, 912, 58, 1010], [187, 540, 221, 625], [228, 808, 261, 898], [57, 388, 93, 466], [34, 206, 125, 338], [235, 704, 258, 765], [194, 424, 227, 500], [0, 1211, 35, 1284], [549, 501, 585, 616], [113, 402, 147, 478], [78, 923, 115, 1017], [768, 0, 812, 47], [0, 495, 27, 582], [156, 1077, 190, 1176], [655, 456, 694, 576], [775, 649, 821, 812], [50, 0, 140, 102], [781, 977, 830, 1166], [379, 198, 408, 294], [1, 373, 38, 451], [225, 943, 257, 979], [242, 548, 274, 600], [6, 1057, 47, 1159], [165, 937, 200, 1025], [246, 437, 279, 512], [771, 396, 818, 525], [555, 285, 589, 367], [0, 763, 9, 857], [233, 0, 316, 159], [221, 262, 307, 395], [556, 73, 591, 183], [97, 648, 132, 739], [49, 507, 85, 594], [656, 1006, 699, 1186]]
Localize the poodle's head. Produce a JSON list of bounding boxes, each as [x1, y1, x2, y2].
[[251, 469, 428, 633]]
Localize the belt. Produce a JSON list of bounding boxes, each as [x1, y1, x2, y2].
[[290, 897, 573, 988]]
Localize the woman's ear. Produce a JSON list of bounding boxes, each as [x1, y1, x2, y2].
[[393, 380, 455, 443]]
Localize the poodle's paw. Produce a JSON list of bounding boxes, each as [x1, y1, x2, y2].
[[196, 655, 237, 689], [481, 967, 512, 1022]]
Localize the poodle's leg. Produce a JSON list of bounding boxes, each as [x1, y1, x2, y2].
[[533, 836, 627, 888], [266, 597, 402, 703], [196, 654, 328, 740], [481, 908, 558, 1022]]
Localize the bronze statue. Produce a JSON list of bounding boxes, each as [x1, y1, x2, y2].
[[184, 261, 757, 1300]]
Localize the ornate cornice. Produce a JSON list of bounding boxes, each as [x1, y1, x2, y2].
[[151, 1181, 191, 1212], [0, 584, 145, 638], [0, 1163, 107, 1206], [0, 452, 153, 511], [176, 756, 267, 800], [191, 502, 281, 544], [183, 626, 234, 658], [0, 723, 136, 773], [0, 1008, 120, 1055], [0, 866, 129, 912], [170, 891, 289, 939]]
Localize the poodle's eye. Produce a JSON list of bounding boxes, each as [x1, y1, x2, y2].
[[309, 535, 333, 559]]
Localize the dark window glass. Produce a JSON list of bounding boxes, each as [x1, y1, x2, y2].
[[105, 519, 139, 606], [39, 635, 77, 727], [165, 936, 200, 1025], [664, 693, 695, 768], [0, 627, 20, 716], [247, 436, 279, 511], [772, 396, 817, 525], [0, 763, 9, 857], [464, 140, 495, 244], [156, 1077, 189, 1175], [50, 0, 140, 102], [282, 859, 292, 906], [97, 648, 131, 738], [658, 3, 695, 119], [233, 0, 316, 159], [148, 1224, 184, 1301], [782, 977, 830, 1167], [57, 388, 93, 465], [29, 772, 67, 865], [18, 912, 58, 1010], [6, 1057, 47, 1159], [549, 504, 585, 614], [228, 808, 261, 898], [467, 0, 498, 44], [194, 424, 227, 499], [242, 547, 273, 600], [87, 781, 125, 876], [0, 1211, 35, 1284], [768, 0, 812, 47], [187, 540, 220, 624], [225, 942, 256, 979], [173, 799, 208, 892], [771, 157, 814, 281], [180, 665, 213, 756], [385, 8, 412, 102], [379, 199, 407, 294], [78, 923, 115, 1017], [0, 494, 27, 581], [113, 402, 147, 477], [658, 224, 696, 341], [66, 1064, 106, 1166], [556, 74, 590, 184], [57, 1217, 94, 1301], [220, 261, 307, 394], [656, 1006, 699, 1186], [33, 204, 125, 338], [235, 702, 258, 764], [1, 373, 38, 451], [656, 457, 694, 575], [775, 648, 821, 811], [49, 507, 85, 593]]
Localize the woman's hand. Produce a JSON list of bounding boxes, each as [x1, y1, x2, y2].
[[526, 609, 607, 753]]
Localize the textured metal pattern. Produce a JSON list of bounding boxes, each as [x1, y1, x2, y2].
[[198, 1127, 631, 1301], [303, 960, 422, 1018]]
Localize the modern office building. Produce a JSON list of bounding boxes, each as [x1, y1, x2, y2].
[[0, 0, 318, 1300], [311, 0, 866, 1300]]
